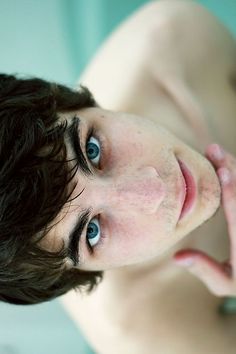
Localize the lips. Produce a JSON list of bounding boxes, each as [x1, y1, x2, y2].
[[177, 159, 197, 220]]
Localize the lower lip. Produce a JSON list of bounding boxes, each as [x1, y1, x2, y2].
[[177, 159, 197, 220]]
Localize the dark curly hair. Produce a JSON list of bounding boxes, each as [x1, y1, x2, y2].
[[0, 73, 103, 305]]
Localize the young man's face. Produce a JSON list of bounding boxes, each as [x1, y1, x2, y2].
[[42, 107, 221, 272]]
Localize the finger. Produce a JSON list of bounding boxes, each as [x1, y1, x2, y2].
[[173, 249, 232, 296], [217, 167, 236, 273], [205, 143, 235, 170]]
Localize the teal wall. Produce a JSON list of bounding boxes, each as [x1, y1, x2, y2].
[[1, 0, 234, 87], [0, 1, 235, 354], [0, 0, 149, 87], [0, 300, 92, 354]]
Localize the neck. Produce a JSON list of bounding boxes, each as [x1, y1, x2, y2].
[[158, 76, 218, 155]]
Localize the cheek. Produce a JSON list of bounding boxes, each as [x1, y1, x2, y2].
[[108, 145, 144, 175], [107, 119, 148, 158], [116, 133, 144, 157], [108, 122, 170, 171], [101, 215, 165, 267]]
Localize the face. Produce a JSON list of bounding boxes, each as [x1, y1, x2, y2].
[[43, 107, 221, 272]]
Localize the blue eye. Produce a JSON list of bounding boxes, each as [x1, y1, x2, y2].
[[87, 217, 101, 248], [86, 136, 100, 166]]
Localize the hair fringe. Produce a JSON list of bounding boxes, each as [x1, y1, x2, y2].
[[0, 73, 103, 305]]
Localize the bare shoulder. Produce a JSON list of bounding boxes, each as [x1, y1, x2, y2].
[[78, 0, 236, 110], [148, 0, 236, 76], [131, 0, 236, 79]]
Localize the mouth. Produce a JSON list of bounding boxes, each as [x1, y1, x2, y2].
[[177, 159, 197, 221]]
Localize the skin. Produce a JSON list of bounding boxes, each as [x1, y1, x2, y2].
[[175, 145, 236, 297], [51, 1, 236, 353], [47, 107, 221, 273]]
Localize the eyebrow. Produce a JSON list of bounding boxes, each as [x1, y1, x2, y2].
[[67, 209, 91, 266], [67, 116, 92, 177], [66, 116, 92, 266]]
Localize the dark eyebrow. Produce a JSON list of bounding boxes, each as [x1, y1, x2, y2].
[[67, 116, 92, 177], [66, 116, 92, 266], [67, 209, 91, 266]]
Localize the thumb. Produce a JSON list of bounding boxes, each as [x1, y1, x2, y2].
[[173, 249, 232, 297]]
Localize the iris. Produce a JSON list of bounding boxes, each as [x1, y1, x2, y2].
[[86, 141, 99, 160], [87, 222, 99, 240]]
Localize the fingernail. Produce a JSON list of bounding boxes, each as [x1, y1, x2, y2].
[[213, 144, 225, 160], [219, 168, 231, 185], [174, 258, 194, 267]]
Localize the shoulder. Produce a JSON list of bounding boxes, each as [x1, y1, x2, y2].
[[146, 0, 236, 77], [78, 0, 236, 110]]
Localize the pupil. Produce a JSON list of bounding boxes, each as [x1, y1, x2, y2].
[[88, 222, 98, 239], [87, 143, 99, 159]]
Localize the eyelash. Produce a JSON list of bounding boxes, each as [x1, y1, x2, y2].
[[84, 126, 106, 253]]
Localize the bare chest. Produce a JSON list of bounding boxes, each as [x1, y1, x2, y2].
[[61, 273, 236, 354]]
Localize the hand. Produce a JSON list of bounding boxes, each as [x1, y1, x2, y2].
[[173, 143, 236, 297]]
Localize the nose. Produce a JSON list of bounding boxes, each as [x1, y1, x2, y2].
[[90, 166, 166, 215]]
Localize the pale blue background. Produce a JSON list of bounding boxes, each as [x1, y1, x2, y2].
[[0, 1, 235, 354]]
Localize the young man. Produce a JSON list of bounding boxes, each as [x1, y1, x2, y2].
[[59, 1, 236, 353], [1, 1, 236, 353]]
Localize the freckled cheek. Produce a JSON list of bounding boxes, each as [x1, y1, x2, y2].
[[110, 138, 145, 169], [105, 216, 158, 262]]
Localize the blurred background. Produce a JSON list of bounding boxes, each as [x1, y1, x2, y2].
[[0, 0, 235, 353]]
